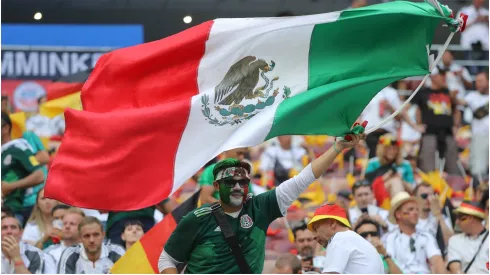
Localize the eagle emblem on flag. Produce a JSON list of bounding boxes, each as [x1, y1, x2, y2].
[[201, 56, 291, 126]]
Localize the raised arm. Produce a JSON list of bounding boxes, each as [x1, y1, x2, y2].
[[275, 133, 365, 214]]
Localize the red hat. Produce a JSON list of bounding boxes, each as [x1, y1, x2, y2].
[[307, 204, 351, 231]]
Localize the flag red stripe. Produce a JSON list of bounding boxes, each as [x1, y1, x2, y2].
[[45, 21, 214, 210], [82, 21, 215, 113]]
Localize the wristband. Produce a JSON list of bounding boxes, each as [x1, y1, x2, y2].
[[383, 254, 391, 260], [14, 259, 23, 267]]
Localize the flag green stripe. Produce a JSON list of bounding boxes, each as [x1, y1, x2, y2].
[[266, 1, 443, 139]]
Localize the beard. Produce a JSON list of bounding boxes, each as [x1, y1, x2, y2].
[[228, 190, 244, 206]]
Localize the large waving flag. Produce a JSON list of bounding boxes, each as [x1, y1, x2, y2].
[[111, 190, 201, 273], [46, 1, 460, 210], [40, 92, 82, 119]]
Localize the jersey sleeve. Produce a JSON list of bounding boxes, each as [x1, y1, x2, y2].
[[252, 189, 282, 227], [446, 236, 462, 268], [322, 239, 351, 273], [198, 166, 214, 186], [11, 147, 41, 174], [164, 211, 201, 263]]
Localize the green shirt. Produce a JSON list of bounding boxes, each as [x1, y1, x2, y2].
[[198, 163, 253, 199], [1, 139, 42, 212], [22, 131, 48, 207], [165, 189, 282, 274]]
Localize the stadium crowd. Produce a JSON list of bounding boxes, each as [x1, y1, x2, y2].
[[1, 0, 489, 274]]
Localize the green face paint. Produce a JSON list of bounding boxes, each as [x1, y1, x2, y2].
[[219, 182, 233, 205]]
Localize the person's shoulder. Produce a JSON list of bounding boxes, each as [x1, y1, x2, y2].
[[22, 242, 42, 253], [448, 232, 466, 244], [400, 160, 412, 168], [367, 157, 380, 166], [1, 139, 32, 153], [43, 243, 63, 254], [60, 244, 82, 258], [106, 243, 126, 256], [417, 230, 436, 241], [190, 204, 214, 219]]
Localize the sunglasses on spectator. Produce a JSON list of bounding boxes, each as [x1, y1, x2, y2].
[[420, 193, 431, 199], [409, 238, 416, 253], [359, 231, 379, 238], [219, 179, 249, 188]]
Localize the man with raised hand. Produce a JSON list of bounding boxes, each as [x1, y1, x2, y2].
[[158, 127, 366, 274]]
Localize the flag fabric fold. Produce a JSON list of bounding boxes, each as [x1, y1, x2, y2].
[[46, 1, 454, 210], [111, 190, 201, 274]]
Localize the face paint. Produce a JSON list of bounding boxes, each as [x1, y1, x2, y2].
[[219, 181, 248, 207]]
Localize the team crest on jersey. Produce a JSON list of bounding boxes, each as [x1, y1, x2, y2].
[[240, 214, 253, 229], [3, 155, 12, 166]]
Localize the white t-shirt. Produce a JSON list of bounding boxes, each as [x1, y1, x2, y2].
[[361, 87, 402, 134], [21, 222, 43, 244], [384, 230, 441, 274], [416, 213, 452, 239], [322, 230, 384, 274], [458, 5, 489, 49], [400, 105, 421, 142], [259, 145, 307, 172], [26, 115, 53, 137], [447, 230, 489, 274], [465, 91, 489, 135]]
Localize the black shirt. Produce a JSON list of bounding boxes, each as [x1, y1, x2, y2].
[[412, 87, 454, 135]]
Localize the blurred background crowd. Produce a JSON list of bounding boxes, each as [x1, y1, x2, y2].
[[1, 0, 489, 274]]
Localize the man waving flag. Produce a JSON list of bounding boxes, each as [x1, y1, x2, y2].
[[45, 0, 464, 210]]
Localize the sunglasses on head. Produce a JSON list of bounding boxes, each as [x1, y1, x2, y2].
[[409, 237, 416, 253], [359, 231, 379, 238], [353, 180, 370, 188], [219, 179, 249, 188]]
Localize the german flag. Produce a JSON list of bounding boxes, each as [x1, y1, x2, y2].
[[111, 189, 201, 273]]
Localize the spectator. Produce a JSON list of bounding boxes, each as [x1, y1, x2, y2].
[[335, 190, 353, 211], [22, 188, 60, 250], [58, 216, 125, 274], [348, 180, 393, 234], [44, 207, 85, 265], [25, 96, 52, 138], [383, 192, 445, 274], [20, 130, 50, 222], [413, 183, 453, 246], [260, 136, 308, 187], [121, 220, 145, 251], [399, 97, 421, 157], [458, 0, 489, 74], [362, 83, 423, 158], [308, 204, 384, 273], [456, 72, 489, 182], [447, 201, 488, 274], [52, 204, 70, 221], [292, 221, 324, 272], [366, 133, 415, 188], [1, 216, 56, 274], [105, 197, 174, 247], [354, 218, 403, 274], [413, 67, 460, 174], [274, 253, 302, 274], [1, 112, 45, 225], [1, 96, 10, 113], [482, 192, 489, 230], [2, 206, 14, 220], [199, 148, 250, 204]]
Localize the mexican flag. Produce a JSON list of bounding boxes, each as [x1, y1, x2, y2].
[[45, 1, 457, 210]]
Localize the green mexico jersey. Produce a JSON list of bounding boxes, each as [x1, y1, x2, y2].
[[165, 189, 282, 274], [1, 139, 41, 212], [198, 163, 253, 199]]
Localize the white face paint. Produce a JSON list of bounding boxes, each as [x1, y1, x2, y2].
[[229, 183, 245, 207]]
